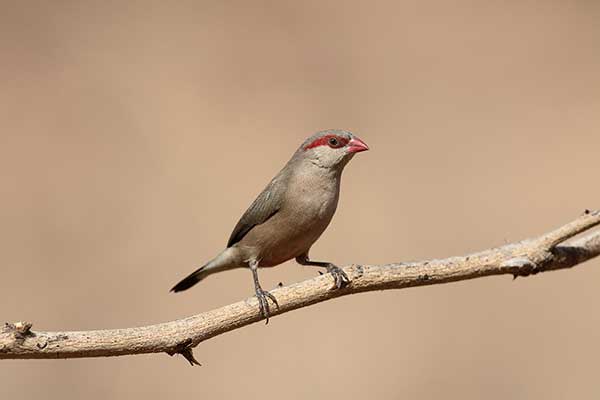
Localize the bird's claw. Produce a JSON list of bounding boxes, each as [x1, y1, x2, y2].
[[327, 265, 350, 289], [255, 288, 279, 324]]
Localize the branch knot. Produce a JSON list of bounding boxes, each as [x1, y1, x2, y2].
[[3, 322, 34, 342]]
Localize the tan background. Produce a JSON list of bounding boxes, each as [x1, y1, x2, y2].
[[1, 1, 599, 399]]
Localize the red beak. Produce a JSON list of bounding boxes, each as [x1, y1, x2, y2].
[[347, 136, 370, 153]]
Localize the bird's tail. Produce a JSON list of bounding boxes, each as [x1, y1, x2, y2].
[[170, 248, 239, 293], [170, 265, 208, 292]]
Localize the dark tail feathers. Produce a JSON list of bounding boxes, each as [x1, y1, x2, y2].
[[170, 266, 206, 293]]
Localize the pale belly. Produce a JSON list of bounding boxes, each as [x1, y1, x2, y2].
[[236, 198, 337, 267]]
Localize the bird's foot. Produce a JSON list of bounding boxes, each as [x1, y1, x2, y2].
[[326, 264, 350, 289], [255, 287, 279, 324]]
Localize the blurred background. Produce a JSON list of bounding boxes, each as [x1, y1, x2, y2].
[[1, 1, 599, 399]]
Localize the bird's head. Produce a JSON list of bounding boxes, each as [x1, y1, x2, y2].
[[296, 129, 369, 170]]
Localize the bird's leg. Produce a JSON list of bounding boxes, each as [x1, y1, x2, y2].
[[295, 254, 350, 289], [249, 260, 279, 324]]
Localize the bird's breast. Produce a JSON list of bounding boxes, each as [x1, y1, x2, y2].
[[288, 170, 340, 221]]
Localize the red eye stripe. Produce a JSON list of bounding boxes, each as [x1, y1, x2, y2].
[[304, 135, 349, 150]]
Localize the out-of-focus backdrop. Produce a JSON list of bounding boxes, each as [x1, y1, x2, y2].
[[1, 1, 599, 399]]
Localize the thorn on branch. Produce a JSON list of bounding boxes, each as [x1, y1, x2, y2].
[[180, 348, 201, 366], [167, 338, 201, 367]]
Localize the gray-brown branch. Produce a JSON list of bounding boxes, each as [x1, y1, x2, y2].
[[2, 210, 600, 364]]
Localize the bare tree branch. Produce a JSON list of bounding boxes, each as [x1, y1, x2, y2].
[[2, 210, 599, 364]]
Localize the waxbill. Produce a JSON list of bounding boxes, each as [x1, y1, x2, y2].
[[171, 129, 369, 322]]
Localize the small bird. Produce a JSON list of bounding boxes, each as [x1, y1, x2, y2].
[[171, 130, 369, 322]]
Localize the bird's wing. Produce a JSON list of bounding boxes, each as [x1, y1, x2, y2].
[[226, 176, 286, 248]]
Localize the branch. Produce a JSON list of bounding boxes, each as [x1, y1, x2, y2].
[[2, 210, 599, 364]]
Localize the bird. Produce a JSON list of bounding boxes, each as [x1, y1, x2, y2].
[[171, 129, 369, 322]]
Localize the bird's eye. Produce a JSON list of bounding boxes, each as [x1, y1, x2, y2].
[[328, 137, 339, 147]]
